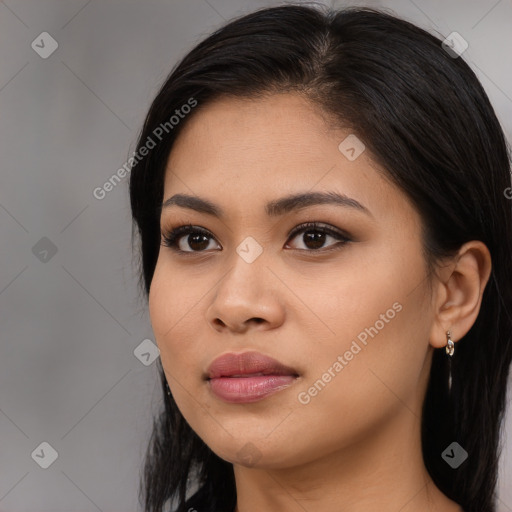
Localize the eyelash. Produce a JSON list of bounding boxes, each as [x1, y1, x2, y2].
[[160, 221, 351, 255]]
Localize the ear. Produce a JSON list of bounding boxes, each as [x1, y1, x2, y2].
[[429, 241, 492, 349]]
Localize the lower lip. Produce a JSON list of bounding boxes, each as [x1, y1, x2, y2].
[[208, 375, 297, 403]]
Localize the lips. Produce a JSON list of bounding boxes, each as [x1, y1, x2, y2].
[[205, 351, 300, 403], [206, 351, 299, 380]]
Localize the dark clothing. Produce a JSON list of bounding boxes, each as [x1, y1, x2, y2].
[[180, 484, 235, 512]]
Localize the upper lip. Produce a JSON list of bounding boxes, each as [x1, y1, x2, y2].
[[206, 351, 299, 380]]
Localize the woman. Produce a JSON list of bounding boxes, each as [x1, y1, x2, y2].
[[129, 4, 512, 512]]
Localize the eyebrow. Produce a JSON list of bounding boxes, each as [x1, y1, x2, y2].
[[161, 191, 372, 218]]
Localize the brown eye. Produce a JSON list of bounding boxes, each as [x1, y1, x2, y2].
[[285, 222, 351, 251], [161, 225, 220, 253]]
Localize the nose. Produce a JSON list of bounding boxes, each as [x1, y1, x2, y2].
[[205, 252, 285, 334]]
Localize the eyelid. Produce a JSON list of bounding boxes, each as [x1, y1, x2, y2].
[[286, 221, 351, 245]]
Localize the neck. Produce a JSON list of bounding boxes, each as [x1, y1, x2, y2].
[[232, 407, 463, 512]]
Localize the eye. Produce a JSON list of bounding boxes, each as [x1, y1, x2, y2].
[[161, 221, 351, 254], [285, 222, 351, 251], [161, 224, 220, 253]]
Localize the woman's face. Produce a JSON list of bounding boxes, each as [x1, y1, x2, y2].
[[149, 92, 437, 468]]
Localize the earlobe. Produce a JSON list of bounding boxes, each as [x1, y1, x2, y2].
[[429, 240, 492, 350]]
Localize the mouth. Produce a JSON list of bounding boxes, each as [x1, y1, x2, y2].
[[205, 351, 299, 380], [205, 351, 300, 403]]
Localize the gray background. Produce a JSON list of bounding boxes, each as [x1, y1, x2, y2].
[[0, 0, 510, 510]]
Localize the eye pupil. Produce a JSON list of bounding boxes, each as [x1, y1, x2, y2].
[[188, 234, 210, 251], [304, 230, 326, 249]]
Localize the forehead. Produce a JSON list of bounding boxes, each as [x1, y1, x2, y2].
[[162, 93, 415, 225], [167, 93, 334, 164]]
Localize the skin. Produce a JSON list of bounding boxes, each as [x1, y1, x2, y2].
[[148, 92, 491, 512]]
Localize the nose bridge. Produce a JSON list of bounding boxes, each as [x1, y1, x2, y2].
[[218, 236, 268, 304], [206, 237, 283, 330]]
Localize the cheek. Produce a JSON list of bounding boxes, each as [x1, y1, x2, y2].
[[148, 266, 210, 429], [148, 261, 200, 376], [284, 289, 431, 466], [296, 242, 431, 415]]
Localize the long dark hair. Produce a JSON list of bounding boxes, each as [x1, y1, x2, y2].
[[129, 4, 512, 512]]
